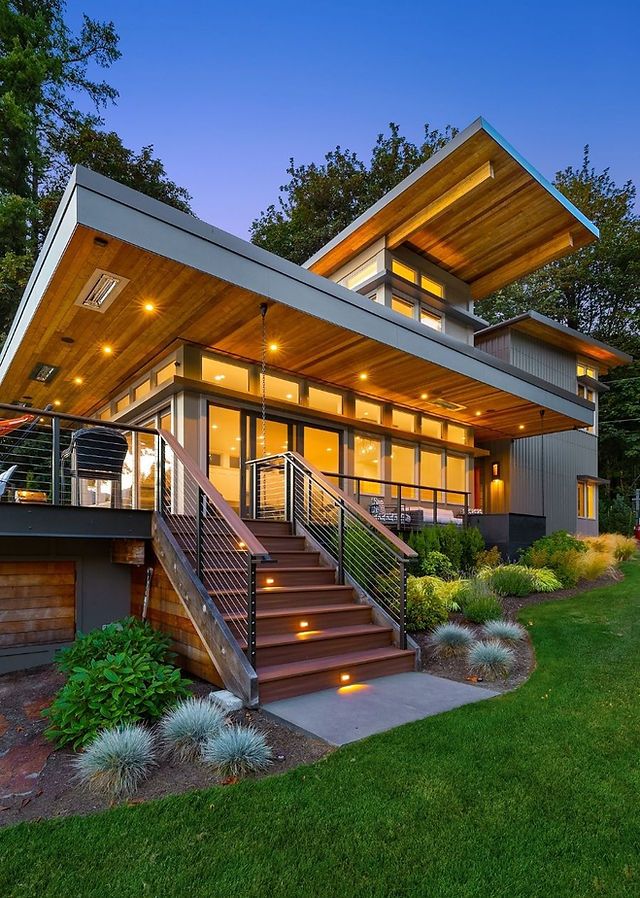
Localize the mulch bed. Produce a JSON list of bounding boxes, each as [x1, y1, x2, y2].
[[0, 666, 331, 829], [413, 571, 622, 694]]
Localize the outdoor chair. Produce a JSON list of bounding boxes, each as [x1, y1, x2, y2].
[[61, 427, 128, 508], [0, 464, 17, 499]]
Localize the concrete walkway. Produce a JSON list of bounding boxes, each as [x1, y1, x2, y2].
[[263, 672, 499, 745]]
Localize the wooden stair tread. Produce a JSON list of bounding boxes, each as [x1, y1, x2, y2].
[[225, 603, 364, 622], [258, 584, 352, 595], [246, 624, 391, 651], [258, 646, 415, 682]]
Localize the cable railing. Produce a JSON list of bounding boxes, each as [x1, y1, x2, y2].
[[322, 471, 471, 529], [157, 430, 270, 667], [247, 452, 417, 648]]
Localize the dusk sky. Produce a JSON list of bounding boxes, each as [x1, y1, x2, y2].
[[67, 0, 639, 239]]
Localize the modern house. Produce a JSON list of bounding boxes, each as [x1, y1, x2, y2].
[[0, 117, 631, 701]]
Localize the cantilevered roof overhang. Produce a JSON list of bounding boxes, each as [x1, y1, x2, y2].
[[305, 118, 599, 299], [0, 167, 594, 441]]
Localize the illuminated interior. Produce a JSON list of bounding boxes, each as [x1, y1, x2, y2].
[[354, 435, 381, 494]]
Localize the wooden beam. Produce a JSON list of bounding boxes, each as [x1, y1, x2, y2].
[[470, 231, 574, 299], [387, 161, 495, 249]]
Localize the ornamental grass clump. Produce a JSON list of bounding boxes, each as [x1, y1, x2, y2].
[[430, 622, 475, 657], [575, 547, 614, 582], [202, 725, 272, 778], [467, 640, 515, 680], [74, 724, 156, 799], [488, 565, 535, 597], [527, 567, 562, 593], [482, 619, 526, 644], [158, 698, 227, 762], [458, 578, 502, 623]]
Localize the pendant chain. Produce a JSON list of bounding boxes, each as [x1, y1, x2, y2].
[[260, 304, 267, 457]]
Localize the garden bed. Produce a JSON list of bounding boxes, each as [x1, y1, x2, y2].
[[413, 569, 623, 692], [0, 665, 331, 829]]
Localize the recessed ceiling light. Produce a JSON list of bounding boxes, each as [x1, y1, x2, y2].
[[143, 302, 155, 312], [420, 393, 428, 400], [61, 336, 74, 344], [53, 400, 61, 407], [73, 376, 83, 385], [359, 373, 368, 381], [93, 236, 109, 247], [102, 345, 113, 355], [519, 424, 525, 430], [268, 342, 279, 352]]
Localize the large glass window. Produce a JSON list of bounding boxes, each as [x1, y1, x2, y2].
[[420, 448, 442, 500], [391, 443, 416, 498], [420, 307, 442, 331], [577, 383, 597, 434], [355, 398, 381, 424], [392, 409, 415, 432], [202, 356, 249, 393], [577, 481, 596, 519], [155, 360, 175, 386], [133, 380, 150, 402], [420, 274, 445, 298], [447, 423, 468, 445], [354, 435, 382, 494], [208, 406, 242, 508], [308, 386, 343, 415], [421, 416, 443, 440], [264, 374, 299, 403], [303, 426, 340, 478], [345, 258, 379, 290], [447, 454, 467, 505]]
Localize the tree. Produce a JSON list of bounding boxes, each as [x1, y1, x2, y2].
[[250, 122, 458, 264], [0, 1, 191, 341]]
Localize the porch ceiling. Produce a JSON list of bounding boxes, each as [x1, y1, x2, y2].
[[305, 119, 599, 299], [0, 167, 593, 442]]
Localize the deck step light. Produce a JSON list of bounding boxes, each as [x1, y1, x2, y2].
[[299, 620, 309, 629], [265, 577, 275, 586], [340, 673, 351, 683]]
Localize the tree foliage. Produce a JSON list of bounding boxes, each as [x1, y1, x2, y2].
[[250, 122, 457, 264], [0, 0, 191, 340]]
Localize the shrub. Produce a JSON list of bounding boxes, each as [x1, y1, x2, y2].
[[460, 525, 485, 572], [580, 533, 636, 562], [458, 579, 502, 623], [425, 577, 465, 611], [74, 724, 156, 799], [475, 545, 502, 569], [482, 619, 526, 643], [44, 652, 191, 749], [522, 531, 586, 587], [158, 698, 227, 762], [575, 548, 613, 582], [599, 493, 634, 537], [202, 725, 272, 778], [430, 622, 475, 656], [489, 565, 535, 598], [55, 617, 173, 675], [407, 524, 483, 575], [467, 640, 515, 679], [527, 567, 563, 593], [421, 550, 455, 580], [406, 576, 450, 631]]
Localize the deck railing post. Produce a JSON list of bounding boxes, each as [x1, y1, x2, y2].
[[337, 503, 345, 584], [249, 462, 257, 519], [156, 437, 166, 516], [399, 559, 407, 650], [196, 486, 204, 581], [51, 415, 60, 505], [464, 492, 469, 529], [247, 554, 257, 668], [433, 488, 438, 527], [396, 484, 402, 531]]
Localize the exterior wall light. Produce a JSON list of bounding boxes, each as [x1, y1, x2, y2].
[[491, 462, 501, 480]]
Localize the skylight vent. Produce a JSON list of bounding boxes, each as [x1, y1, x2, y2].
[[74, 269, 130, 314], [428, 398, 466, 412]]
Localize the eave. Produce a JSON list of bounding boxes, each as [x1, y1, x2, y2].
[[0, 166, 594, 442]]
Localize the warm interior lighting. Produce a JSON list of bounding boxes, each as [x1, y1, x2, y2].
[[339, 673, 351, 683], [143, 302, 155, 312], [102, 345, 113, 355], [53, 400, 61, 407], [358, 373, 368, 381], [214, 374, 225, 382], [268, 342, 279, 352], [73, 376, 83, 385], [475, 411, 482, 417]]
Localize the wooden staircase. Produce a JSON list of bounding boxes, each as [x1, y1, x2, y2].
[[228, 519, 416, 702]]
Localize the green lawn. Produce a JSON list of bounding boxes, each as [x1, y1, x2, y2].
[[2, 560, 640, 898]]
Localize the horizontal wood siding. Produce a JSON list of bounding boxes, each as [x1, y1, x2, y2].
[[131, 561, 221, 686], [0, 561, 75, 648]]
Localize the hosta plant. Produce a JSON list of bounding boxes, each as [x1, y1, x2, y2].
[[467, 640, 515, 680], [202, 725, 272, 778], [159, 698, 227, 761], [74, 724, 156, 799], [55, 617, 173, 674], [482, 619, 526, 644], [430, 622, 475, 656]]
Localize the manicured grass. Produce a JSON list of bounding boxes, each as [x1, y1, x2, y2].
[[2, 561, 640, 897]]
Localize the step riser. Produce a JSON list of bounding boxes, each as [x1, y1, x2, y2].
[[256, 631, 392, 667], [259, 653, 415, 702], [259, 552, 321, 568], [257, 569, 336, 588], [254, 607, 372, 636], [242, 519, 291, 536], [259, 536, 308, 552]]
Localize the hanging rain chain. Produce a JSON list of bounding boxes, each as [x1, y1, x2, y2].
[[260, 303, 268, 457]]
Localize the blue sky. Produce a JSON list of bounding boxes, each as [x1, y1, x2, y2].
[[67, 0, 639, 238]]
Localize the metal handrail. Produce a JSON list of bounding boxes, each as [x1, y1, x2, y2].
[[247, 451, 415, 648]]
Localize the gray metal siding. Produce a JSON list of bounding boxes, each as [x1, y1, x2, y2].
[[475, 331, 511, 364], [510, 430, 599, 533], [510, 332, 576, 391]]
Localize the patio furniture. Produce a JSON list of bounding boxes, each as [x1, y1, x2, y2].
[[0, 464, 17, 499], [368, 498, 412, 528], [62, 427, 128, 507], [14, 488, 48, 504]]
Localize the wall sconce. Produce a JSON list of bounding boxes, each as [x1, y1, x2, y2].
[[491, 462, 501, 480]]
